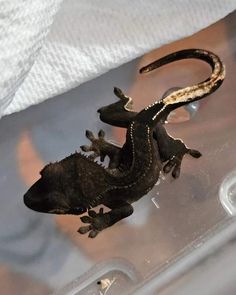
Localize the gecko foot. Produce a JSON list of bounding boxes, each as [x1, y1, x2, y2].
[[78, 208, 108, 238], [81, 129, 121, 168], [80, 130, 107, 161], [163, 148, 201, 178]]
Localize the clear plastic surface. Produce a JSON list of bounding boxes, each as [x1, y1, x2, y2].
[[0, 11, 236, 295]]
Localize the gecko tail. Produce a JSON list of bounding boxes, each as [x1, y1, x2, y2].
[[136, 48, 225, 128], [139, 48, 223, 75]]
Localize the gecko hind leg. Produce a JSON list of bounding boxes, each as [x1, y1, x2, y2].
[[97, 87, 135, 128], [80, 130, 121, 168], [155, 124, 201, 178], [163, 141, 201, 178]]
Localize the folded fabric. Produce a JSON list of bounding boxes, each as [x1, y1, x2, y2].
[[1, 0, 236, 118]]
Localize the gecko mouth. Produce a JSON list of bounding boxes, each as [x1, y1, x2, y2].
[[48, 207, 87, 215], [24, 179, 87, 215], [48, 208, 70, 214], [23, 178, 70, 214], [24, 191, 72, 214]]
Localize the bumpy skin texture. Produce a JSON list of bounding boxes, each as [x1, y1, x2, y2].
[[24, 49, 225, 238]]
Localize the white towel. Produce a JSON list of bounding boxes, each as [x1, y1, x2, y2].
[[1, 0, 236, 118]]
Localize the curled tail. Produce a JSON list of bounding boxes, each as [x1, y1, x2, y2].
[[136, 49, 225, 126]]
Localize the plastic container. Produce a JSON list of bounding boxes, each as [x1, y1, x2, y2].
[[0, 11, 235, 295]]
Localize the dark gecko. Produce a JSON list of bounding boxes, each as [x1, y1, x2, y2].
[[24, 49, 225, 238]]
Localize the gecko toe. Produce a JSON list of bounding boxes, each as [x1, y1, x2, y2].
[[85, 130, 95, 141], [80, 216, 93, 223], [172, 165, 181, 178], [113, 87, 123, 98], [163, 158, 176, 173], [98, 130, 105, 138], [88, 210, 97, 218], [163, 155, 183, 178], [78, 225, 92, 234], [89, 230, 99, 238], [188, 149, 202, 158]]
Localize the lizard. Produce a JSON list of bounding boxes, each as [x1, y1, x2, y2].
[[23, 49, 225, 238]]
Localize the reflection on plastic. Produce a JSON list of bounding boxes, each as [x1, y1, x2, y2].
[[151, 197, 160, 209], [219, 170, 236, 216], [97, 277, 116, 295]]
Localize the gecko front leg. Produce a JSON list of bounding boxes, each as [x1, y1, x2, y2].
[[78, 204, 134, 238], [80, 130, 121, 168]]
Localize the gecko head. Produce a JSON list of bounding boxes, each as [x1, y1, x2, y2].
[[23, 162, 87, 215]]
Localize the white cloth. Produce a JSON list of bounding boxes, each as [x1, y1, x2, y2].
[[1, 0, 236, 117]]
